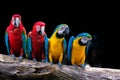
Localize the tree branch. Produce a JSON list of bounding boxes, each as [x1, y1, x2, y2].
[[0, 54, 120, 80]]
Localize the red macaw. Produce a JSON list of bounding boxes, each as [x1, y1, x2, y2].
[[5, 14, 27, 62], [27, 21, 47, 62]]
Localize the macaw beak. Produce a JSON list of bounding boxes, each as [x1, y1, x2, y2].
[[88, 37, 92, 41], [41, 26, 45, 35], [81, 36, 92, 44], [38, 30, 42, 34], [63, 27, 70, 36], [58, 26, 70, 36], [36, 26, 45, 35], [14, 18, 20, 27]]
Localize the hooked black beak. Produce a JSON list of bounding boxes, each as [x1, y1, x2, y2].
[[38, 30, 42, 34], [14, 22, 17, 27], [79, 37, 92, 45], [79, 39, 87, 46], [63, 27, 70, 36]]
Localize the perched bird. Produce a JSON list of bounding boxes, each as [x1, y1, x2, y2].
[[45, 24, 70, 67], [5, 14, 27, 62], [67, 32, 92, 69], [27, 21, 47, 62]]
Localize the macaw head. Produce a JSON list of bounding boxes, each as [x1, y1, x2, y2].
[[76, 32, 92, 45], [33, 21, 46, 35], [11, 14, 21, 28], [55, 24, 70, 37]]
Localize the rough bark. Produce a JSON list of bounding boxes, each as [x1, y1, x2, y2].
[[0, 54, 120, 80]]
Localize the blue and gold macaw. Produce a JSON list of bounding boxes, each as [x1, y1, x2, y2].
[[68, 32, 92, 69], [45, 24, 70, 67]]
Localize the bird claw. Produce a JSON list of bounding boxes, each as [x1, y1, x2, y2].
[[73, 64, 85, 70], [41, 59, 45, 62], [45, 60, 48, 63], [50, 62, 53, 65], [11, 54, 16, 60], [33, 58, 37, 63], [18, 56, 23, 62], [80, 64, 85, 70], [45, 58, 48, 63], [73, 64, 78, 70], [58, 62, 62, 69]]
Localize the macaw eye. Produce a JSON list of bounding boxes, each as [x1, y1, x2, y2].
[[82, 36, 87, 40], [60, 26, 66, 31], [61, 26, 65, 30], [12, 17, 15, 24]]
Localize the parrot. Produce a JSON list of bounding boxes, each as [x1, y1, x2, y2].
[[67, 32, 92, 69], [5, 14, 27, 62], [27, 21, 48, 62], [45, 24, 70, 68]]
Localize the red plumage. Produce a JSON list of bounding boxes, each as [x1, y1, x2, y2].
[[6, 14, 26, 57], [28, 21, 46, 61]]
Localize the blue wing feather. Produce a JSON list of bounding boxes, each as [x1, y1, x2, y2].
[[21, 33, 27, 57], [5, 32, 10, 55], [44, 35, 49, 62], [27, 36, 32, 59], [67, 36, 74, 64]]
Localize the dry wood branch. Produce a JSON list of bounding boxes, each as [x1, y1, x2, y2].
[[0, 54, 120, 80]]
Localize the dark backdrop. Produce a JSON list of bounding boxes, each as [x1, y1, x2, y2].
[[0, 1, 120, 69]]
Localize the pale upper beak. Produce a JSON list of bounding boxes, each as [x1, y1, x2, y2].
[[14, 18, 20, 27]]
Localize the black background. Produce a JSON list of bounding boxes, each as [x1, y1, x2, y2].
[[0, 1, 120, 69]]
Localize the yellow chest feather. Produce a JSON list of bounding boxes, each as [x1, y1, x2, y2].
[[71, 39, 86, 65], [49, 35, 64, 57]]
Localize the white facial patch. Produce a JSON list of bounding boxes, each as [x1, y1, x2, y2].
[[36, 25, 41, 32], [12, 17, 14, 25], [41, 26, 45, 34], [58, 26, 66, 35], [81, 36, 89, 44], [12, 17, 20, 27], [15, 17, 20, 27]]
